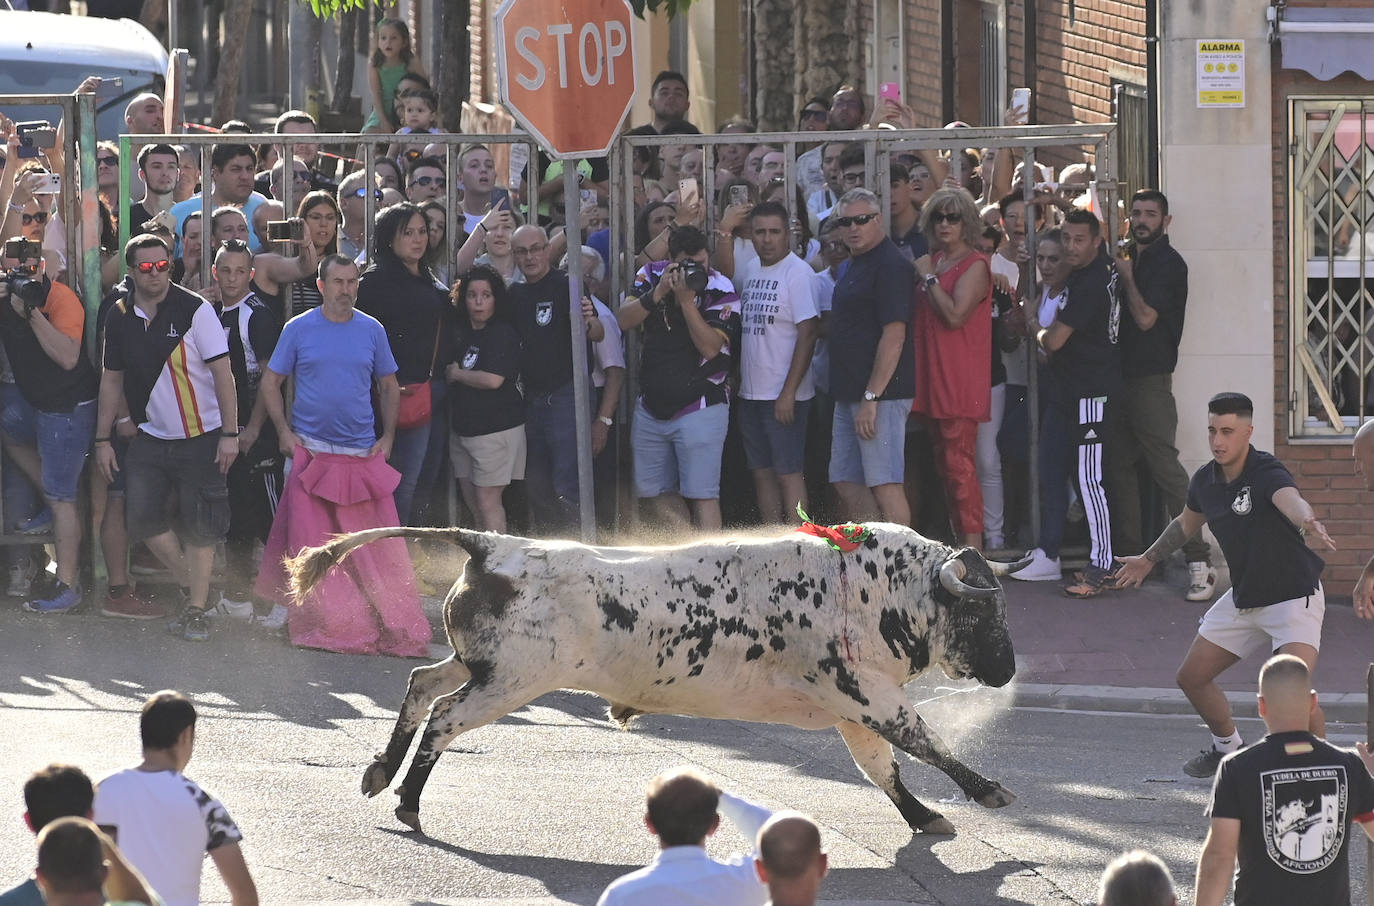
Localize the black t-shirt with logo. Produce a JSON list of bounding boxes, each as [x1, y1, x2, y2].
[[449, 321, 524, 438], [1208, 731, 1374, 906], [1120, 234, 1188, 378], [1052, 247, 1121, 400], [1186, 446, 1324, 608], [510, 269, 577, 396]]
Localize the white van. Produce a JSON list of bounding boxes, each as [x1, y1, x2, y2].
[[0, 9, 168, 138]]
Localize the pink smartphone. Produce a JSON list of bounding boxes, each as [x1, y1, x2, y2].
[[880, 82, 901, 103]]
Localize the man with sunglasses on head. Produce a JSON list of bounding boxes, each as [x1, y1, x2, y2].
[[826, 188, 915, 527], [336, 170, 378, 263], [404, 156, 447, 204], [0, 238, 99, 615], [252, 110, 337, 200], [95, 234, 240, 643]]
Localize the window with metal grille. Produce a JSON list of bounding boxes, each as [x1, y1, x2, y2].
[[1290, 99, 1374, 437], [1112, 80, 1149, 202]]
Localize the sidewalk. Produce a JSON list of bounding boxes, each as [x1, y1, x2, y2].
[[1003, 562, 1373, 723]]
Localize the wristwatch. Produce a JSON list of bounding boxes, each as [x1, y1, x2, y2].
[[863, 390, 878, 402], [598, 416, 613, 427], [923, 272, 939, 288]]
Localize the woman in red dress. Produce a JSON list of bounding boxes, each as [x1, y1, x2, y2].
[[912, 187, 993, 550]]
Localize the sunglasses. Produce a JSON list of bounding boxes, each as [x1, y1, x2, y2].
[[930, 211, 962, 225], [134, 259, 172, 274], [832, 213, 877, 228], [97, 155, 119, 167], [21, 211, 49, 226], [350, 187, 384, 200], [410, 176, 446, 188]]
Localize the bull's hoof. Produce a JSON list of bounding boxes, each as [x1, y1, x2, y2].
[[395, 807, 423, 833], [917, 815, 957, 835], [975, 783, 1017, 809], [361, 761, 390, 798]]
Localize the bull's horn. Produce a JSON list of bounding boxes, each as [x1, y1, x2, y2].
[[987, 553, 1034, 576], [939, 559, 1000, 599]]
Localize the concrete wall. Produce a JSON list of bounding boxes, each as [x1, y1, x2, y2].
[[1159, 0, 1274, 472]]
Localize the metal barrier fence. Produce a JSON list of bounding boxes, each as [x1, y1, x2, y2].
[[0, 91, 100, 547], [613, 124, 1119, 541]]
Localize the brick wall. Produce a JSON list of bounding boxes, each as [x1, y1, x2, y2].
[[1270, 60, 1373, 594], [904, 0, 943, 126], [1013, 0, 1147, 171]]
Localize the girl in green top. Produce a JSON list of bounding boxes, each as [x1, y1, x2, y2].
[[363, 17, 428, 134]]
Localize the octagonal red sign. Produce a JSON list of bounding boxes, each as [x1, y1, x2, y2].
[[495, 0, 639, 159]]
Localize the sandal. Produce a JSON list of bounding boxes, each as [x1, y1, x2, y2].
[[1063, 571, 1113, 598]]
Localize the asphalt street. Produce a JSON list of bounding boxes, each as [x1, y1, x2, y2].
[[0, 608, 1368, 906]]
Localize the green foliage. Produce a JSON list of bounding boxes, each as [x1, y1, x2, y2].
[[306, 0, 694, 19], [307, 0, 366, 15]]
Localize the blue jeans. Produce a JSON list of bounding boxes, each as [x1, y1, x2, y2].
[[525, 381, 580, 531], [412, 378, 449, 523], [389, 419, 431, 526], [1, 392, 96, 502]]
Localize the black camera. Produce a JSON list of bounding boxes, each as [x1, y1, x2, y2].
[[14, 121, 57, 160], [267, 218, 305, 242], [679, 260, 709, 293], [1, 239, 45, 312]]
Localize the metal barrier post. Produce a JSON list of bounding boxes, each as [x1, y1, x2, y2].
[[1367, 662, 1372, 906], [564, 165, 597, 542]]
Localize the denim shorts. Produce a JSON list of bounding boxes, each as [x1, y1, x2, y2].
[[828, 398, 912, 487], [125, 431, 230, 546], [631, 401, 729, 499], [1, 394, 96, 502], [738, 397, 811, 475]]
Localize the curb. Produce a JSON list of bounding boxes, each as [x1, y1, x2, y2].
[[1011, 683, 1370, 723]]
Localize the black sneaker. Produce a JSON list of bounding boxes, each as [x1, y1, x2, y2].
[[181, 609, 211, 642], [1183, 747, 1225, 778]]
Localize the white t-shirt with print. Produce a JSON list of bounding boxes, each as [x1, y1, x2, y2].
[[737, 253, 821, 401], [93, 768, 243, 906]]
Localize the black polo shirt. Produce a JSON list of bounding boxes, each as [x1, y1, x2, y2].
[[1120, 234, 1188, 378], [1052, 248, 1121, 400], [103, 283, 229, 439], [449, 321, 524, 437], [1186, 446, 1324, 608]]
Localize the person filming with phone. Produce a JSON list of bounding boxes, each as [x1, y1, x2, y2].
[[0, 237, 99, 614], [619, 226, 741, 532]]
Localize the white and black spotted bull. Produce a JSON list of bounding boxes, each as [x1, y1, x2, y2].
[[288, 523, 1029, 835]]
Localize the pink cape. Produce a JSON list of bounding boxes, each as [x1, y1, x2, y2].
[[255, 446, 432, 657]]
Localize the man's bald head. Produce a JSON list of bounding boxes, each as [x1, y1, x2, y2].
[[511, 224, 552, 282], [1097, 850, 1176, 906], [644, 768, 720, 847], [1258, 654, 1315, 730], [1353, 420, 1374, 491], [757, 813, 824, 879]]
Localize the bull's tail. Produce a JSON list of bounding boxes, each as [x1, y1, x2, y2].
[[286, 526, 494, 602]]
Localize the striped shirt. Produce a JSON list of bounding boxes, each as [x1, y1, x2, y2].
[[104, 283, 229, 440]]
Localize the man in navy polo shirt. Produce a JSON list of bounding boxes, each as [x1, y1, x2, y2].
[[825, 188, 915, 526], [1115, 392, 1336, 778]]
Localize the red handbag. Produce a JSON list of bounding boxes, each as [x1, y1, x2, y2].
[[396, 325, 441, 430]]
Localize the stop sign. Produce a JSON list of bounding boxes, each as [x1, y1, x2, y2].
[[495, 0, 639, 159]]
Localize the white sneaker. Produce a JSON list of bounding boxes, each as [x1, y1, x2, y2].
[[1186, 562, 1217, 602], [211, 594, 255, 621], [254, 604, 289, 631], [1010, 548, 1062, 582]]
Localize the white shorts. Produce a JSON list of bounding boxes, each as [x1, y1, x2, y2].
[[1197, 585, 1325, 658]]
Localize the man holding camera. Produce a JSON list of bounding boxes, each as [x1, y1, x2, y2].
[[619, 226, 741, 531], [96, 234, 239, 643], [0, 238, 98, 614]]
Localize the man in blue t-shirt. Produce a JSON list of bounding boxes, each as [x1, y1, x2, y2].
[[260, 255, 398, 458], [1115, 392, 1338, 779]]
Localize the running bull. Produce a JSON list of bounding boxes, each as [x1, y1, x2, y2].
[[288, 523, 1028, 835]]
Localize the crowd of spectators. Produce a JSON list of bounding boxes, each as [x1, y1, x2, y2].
[[0, 39, 1215, 651]]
